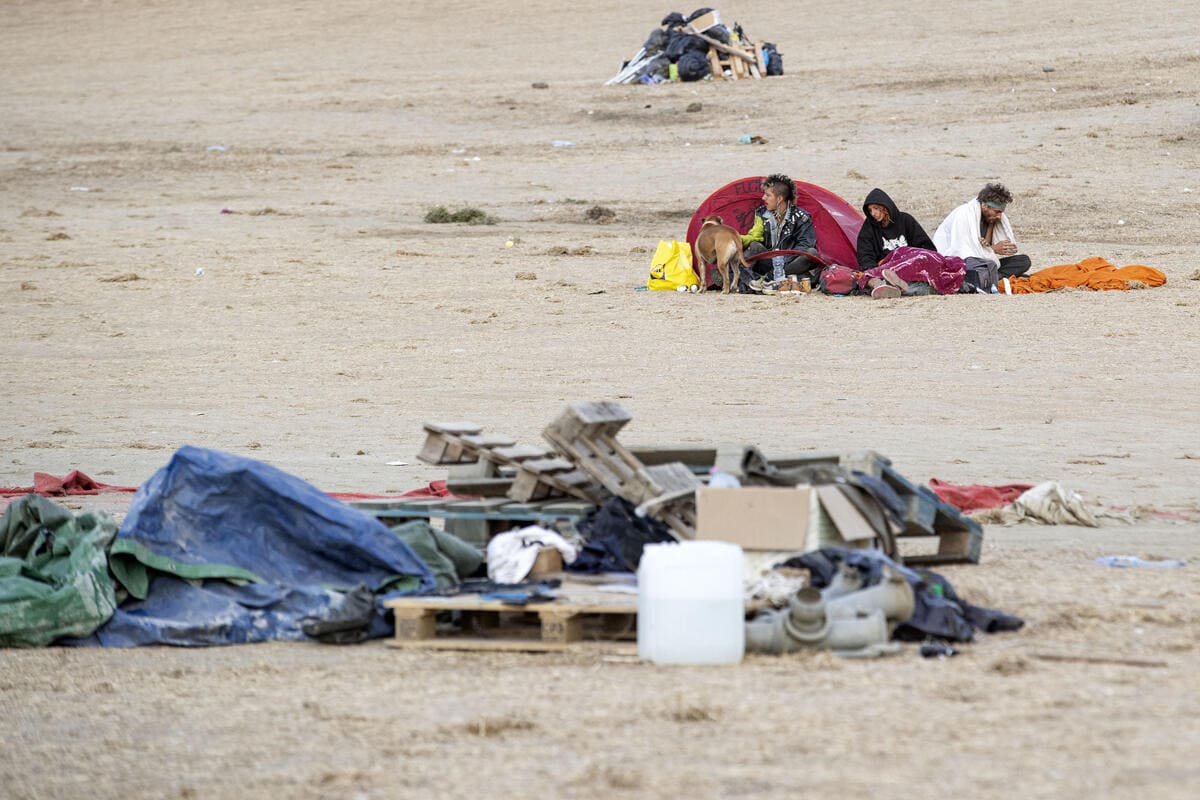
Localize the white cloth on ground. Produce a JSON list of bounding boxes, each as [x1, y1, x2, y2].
[[486, 525, 578, 584], [972, 481, 1105, 527], [933, 198, 1016, 267]]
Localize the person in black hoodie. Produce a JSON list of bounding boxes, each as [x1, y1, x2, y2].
[[856, 188, 936, 270]]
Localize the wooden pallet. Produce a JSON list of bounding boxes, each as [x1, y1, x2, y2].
[[383, 580, 640, 652], [543, 402, 700, 538], [418, 420, 605, 503], [383, 579, 770, 652]]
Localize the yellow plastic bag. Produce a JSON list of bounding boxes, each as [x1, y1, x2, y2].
[[647, 240, 698, 291]]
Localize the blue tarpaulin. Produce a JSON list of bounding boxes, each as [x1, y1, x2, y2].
[[69, 446, 434, 646]]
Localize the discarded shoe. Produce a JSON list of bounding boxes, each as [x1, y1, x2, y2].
[[871, 284, 901, 299]]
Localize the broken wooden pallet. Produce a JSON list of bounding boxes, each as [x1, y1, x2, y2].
[[839, 450, 983, 565], [383, 580, 639, 652], [418, 420, 604, 503], [543, 402, 700, 538]]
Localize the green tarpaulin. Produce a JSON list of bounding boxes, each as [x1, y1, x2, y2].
[[0, 495, 118, 647]]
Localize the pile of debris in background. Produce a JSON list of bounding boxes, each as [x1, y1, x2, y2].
[[607, 8, 783, 85]]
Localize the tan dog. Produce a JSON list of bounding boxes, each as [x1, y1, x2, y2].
[[694, 215, 752, 294]]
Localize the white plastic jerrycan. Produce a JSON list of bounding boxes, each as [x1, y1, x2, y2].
[[637, 540, 745, 665]]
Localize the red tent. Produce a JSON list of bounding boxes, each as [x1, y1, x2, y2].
[[685, 176, 864, 282]]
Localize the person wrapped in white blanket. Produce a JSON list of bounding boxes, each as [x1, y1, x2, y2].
[[933, 183, 1032, 293]]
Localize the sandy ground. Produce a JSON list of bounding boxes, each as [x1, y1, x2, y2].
[[2, 0, 1199, 797]]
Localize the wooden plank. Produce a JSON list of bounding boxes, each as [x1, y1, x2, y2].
[[423, 421, 483, 436], [627, 446, 718, 468], [445, 476, 513, 497], [644, 462, 701, 493], [689, 29, 757, 64], [539, 501, 597, 515], [815, 485, 877, 544], [461, 433, 517, 449], [491, 444, 553, 462], [519, 457, 575, 473], [386, 638, 639, 654]]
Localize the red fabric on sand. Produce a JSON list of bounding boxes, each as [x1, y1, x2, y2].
[[0, 470, 138, 498], [929, 478, 1033, 512]]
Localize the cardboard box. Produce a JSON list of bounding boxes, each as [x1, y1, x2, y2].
[[687, 10, 722, 32], [696, 486, 816, 550], [696, 485, 879, 551]]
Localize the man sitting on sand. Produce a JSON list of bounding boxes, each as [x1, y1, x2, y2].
[[740, 173, 822, 289], [933, 183, 1032, 291]]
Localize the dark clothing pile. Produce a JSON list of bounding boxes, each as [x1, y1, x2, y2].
[[856, 188, 936, 270], [569, 497, 676, 573]]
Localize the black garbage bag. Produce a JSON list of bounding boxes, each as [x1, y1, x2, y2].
[[677, 50, 710, 81], [637, 54, 671, 81], [664, 31, 708, 62], [661, 12, 686, 28], [763, 42, 783, 76], [643, 27, 670, 55], [301, 584, 376, 644], [706, 24, 731, 45], [685, 7, 714, 22]]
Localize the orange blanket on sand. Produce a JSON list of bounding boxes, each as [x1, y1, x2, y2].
[[1008, 256, 1166, 293]]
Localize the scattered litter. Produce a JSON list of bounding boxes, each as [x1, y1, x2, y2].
[[737, 134, 768, 145], [587, 289, 606, 295], [551, 140, 575, 147], [971, 481, 1118, 527], [206, 145, 226, 152], [98, 273, 143, 283], [686, 102, 702, 113], [1042, 65, 1056, 72], [515, 271, 537, 280], [450, 148, 466, 154], [69, 187, 92, 192], [920, 642, 958, 658], [531, 82, 549, 89], [1188, 270, 1200, 281], [1095, 555, 1185, 569], [505, 239, 515, 248], [385, 460, 409, 467], [1184, 188, 1192, 193], [1032, 652, 1167, 669], [1117, 219, 1126, 226], [195, 268, 205, 276], [486, 526, 577, 583]]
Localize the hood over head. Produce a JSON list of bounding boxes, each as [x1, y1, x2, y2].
[[862, 188, 900, 221]]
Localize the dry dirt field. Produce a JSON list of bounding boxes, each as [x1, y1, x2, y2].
[[2, 1, 1199, 798]]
